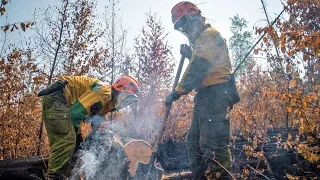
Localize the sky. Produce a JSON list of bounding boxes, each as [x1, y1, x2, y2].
[[1, 0, 286, 70], [115, 0, 285, 62]]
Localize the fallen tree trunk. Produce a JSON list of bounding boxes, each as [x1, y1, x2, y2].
[[0, 156, 48, 168], [0, 156, 48, 180]]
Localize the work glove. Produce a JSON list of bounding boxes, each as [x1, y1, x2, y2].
[[180, 44, 192, 60], [165, 91, 181, 106]]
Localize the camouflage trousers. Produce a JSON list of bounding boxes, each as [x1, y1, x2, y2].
[[186, 81, 232, 177], [43, 91, 81, 178]]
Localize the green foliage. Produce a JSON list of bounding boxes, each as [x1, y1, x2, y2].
[[229, 14, 253, 73]]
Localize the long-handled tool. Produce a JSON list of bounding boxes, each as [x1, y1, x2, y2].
[[134, 55, 186, 180]]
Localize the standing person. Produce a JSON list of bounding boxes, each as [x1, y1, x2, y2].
[[166, 1, 240, 179], [38, 75, 139, 180]]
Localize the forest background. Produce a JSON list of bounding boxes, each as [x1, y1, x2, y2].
[[0, 0, 319, 178]]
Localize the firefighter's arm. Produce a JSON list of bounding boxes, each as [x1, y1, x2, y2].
[[70, 90, 104, 128], [175, 56, 212, 95]]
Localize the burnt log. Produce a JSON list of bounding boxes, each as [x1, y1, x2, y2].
[[0, 156, 48, 180]]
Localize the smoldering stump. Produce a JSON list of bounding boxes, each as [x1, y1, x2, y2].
[[70, 116, 129, 180]]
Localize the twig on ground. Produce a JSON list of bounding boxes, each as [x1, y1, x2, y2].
[[305, 171, 320, 178], [198, 153, 236, 180], [238, 146, 244, 156], [247, 164, 271, 180], [232, 161, 243, 175]]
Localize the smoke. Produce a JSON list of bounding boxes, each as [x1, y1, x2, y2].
[[85, 114, 105, 131], [99, 101, 162, 143], [124, 96, 163, 142], [69, 90, 165, 179], [70, 116, 129, 180]]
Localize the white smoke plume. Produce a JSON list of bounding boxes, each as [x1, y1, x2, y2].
[[70, 115, 129, 180], [70, 91, 164, 179]]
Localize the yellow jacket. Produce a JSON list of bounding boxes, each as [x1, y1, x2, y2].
[[175, 27, 232, 95], [59, 76, 115, 128]]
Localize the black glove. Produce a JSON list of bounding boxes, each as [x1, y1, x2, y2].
[[180, 44, 192, 59], [37, 80, 69, 97], [165, 91, 181, 106]]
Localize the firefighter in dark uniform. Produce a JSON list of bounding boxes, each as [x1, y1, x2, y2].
[[166, 1, 240, 179]]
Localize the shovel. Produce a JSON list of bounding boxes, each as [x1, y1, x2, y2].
[[134, 55, 186, 180]]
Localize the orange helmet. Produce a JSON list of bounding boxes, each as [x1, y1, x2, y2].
[[171, 1, 200, 27], [112, 75, 139, 95]]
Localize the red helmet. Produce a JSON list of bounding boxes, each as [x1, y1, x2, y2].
[[112, 75, 139, 95], [171, 1, 200, 27]]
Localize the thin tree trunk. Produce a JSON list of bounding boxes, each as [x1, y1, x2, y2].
[[260, 0, 283, 74], [48, 1, 68, 85], [14, 99, 22, 158], [286, 70, 290, 129], [1, 93, 11, 159], [110, 0, 115, 122], [37, 0, 69, 155]]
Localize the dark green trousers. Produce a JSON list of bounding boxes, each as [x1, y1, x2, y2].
[[42, 91, 77, 177], [186, 81, 232, 176]]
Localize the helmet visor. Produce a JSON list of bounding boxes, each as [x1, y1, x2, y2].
[[115, 91, 138, 110]]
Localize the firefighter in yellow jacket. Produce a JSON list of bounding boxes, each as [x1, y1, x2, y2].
[[38, 75, 139, 180], [166, 2, 240, 179]]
